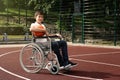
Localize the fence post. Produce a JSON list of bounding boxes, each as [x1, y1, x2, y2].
[[3, 33, 8, 41], [114, 0, 117, 46], [72, 14, 75, 43], [82, 0, 85, 44]]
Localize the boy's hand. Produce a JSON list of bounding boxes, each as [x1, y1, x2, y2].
[[55, 33, 62, 39], [45, 31, 49, 36]]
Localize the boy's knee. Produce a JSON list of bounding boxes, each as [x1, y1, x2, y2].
[[52, 42, 59, 48], [60, 40, 67, 45]]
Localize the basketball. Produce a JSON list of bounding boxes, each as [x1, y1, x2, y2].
[[32, 25, 45, 37]]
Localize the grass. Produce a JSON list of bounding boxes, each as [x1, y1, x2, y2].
[[0, 8, 33, 27], [0, 8, 34, 16]]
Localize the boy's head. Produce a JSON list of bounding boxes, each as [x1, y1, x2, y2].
[[34, 10, 44, 23], [34, 10, 44, 18]]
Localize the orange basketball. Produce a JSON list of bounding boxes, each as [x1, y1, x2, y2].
[[32, 25, 45, 37]]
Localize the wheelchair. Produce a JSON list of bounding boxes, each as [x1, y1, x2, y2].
[[19, 35, 61, 74]]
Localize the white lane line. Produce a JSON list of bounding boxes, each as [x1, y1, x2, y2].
[[70, 51, 120, 57], [0, 50, 31, 80], [59, 73, 103, 80], [71, 58, 120, 68], [68, 42, 120, 49], [0, 44, 26, 48], [0, 50, 20, 57], [0, 67, 30, 80]]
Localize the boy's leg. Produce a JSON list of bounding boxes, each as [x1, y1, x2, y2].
[[57, 40, 69, 66], [57, 40, 77, 67], [51, 42, 63, 66]]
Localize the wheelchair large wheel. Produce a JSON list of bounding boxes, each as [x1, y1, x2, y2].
[[20, 43, 45, 73]]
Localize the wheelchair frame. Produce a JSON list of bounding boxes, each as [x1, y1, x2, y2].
[[19, 36, 61, 74]]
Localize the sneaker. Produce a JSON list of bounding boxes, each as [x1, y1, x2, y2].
[[68, 61, 77, 67], [59, 66, 64, 69], [64, 64, 71, 68]]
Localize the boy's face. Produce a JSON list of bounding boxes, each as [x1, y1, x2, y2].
[[36, 14, 44, 24]]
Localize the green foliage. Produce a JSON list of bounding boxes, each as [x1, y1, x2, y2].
[[0, 0, 5, 11], [0, 27, 27, 35], [28, 0, 57, 13]]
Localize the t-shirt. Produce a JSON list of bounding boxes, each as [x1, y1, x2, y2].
[[30, 22, 46, 37], [30, 22, 47, 42]]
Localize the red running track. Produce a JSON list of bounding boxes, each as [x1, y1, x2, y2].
[[0, 44, 120, 80]]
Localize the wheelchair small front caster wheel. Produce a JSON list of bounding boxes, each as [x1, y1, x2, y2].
[[49, 65, 59, 74]]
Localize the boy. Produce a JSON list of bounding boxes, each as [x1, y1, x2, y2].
[[30, 10, 77, 68]]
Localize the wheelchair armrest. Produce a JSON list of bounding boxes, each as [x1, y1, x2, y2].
[[32, 35, 62, 42], [34, 36, 61, 39]]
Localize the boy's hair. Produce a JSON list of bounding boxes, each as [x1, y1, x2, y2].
[[34, 10, 44, 18]]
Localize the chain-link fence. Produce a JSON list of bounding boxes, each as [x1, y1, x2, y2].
[[74, 0, 120, 46], [0, 0, 120, 46]]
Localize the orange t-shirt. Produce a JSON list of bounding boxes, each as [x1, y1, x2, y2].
[[30, 23, 46, 37]]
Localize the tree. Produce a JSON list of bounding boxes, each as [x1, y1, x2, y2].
[[28, 0, 56, 13], [0, 0, 5, 11]]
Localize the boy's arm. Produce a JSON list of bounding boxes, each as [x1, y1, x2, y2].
[[45, 31, 62, 39], [30, 25, 46, 33]]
